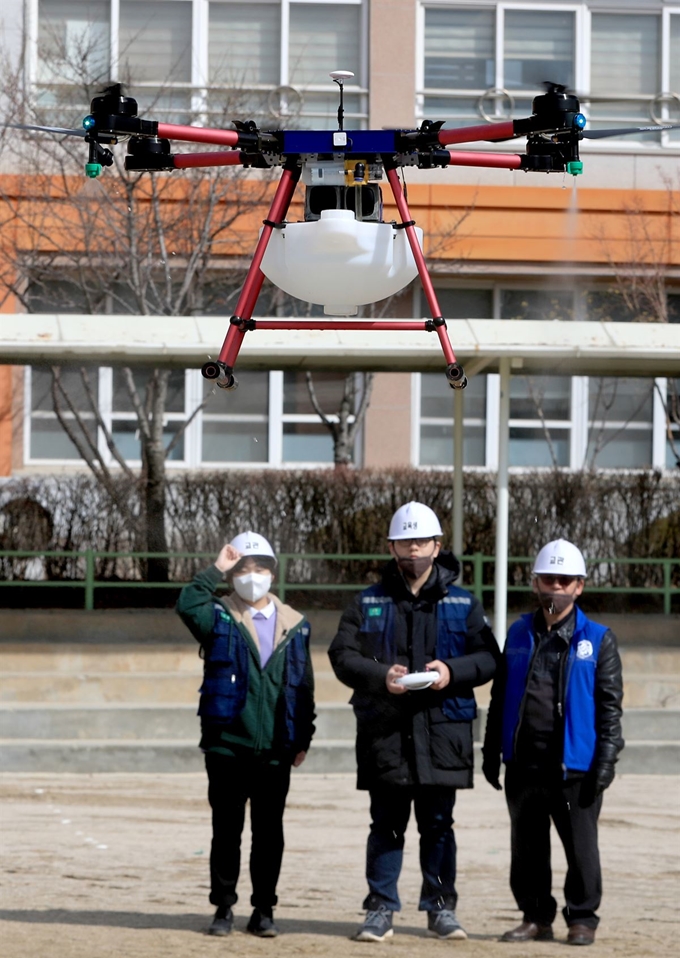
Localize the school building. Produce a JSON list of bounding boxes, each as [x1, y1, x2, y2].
[[0, 0, 678, 477]]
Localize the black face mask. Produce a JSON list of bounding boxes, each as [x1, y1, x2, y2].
[[397, 555, 434, 580], [537, 591, 573, 616]]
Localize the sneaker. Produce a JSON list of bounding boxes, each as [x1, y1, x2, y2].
[[247, 908, 279, 938], [354, 906, 394, 942], [208, 905, 233, 936], [427, 909, 468, 940]]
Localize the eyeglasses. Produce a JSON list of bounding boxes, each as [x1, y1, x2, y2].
[[536, 574, 579, 587], [394, 537, 435, 548]]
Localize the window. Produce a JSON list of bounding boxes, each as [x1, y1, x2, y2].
[[418, 3, 678, 147], [590, 13, 661, 142], [29, 366, 99, 460], [585, 291, 638, 323], [587, 378, 654, 468], [503, 9, 574, 115], [430, 287, 494, 320], [420, 4, 576, 126], [667, 379, 680, 469], [282, 371, 351, 463], [24, 366, 358, 467], [208, 3, 280, 118], [500, 289, 574, 322], [202, 371, 270, 462], [118, 1, 193, 117], [34, 1, 367, 127], [418, 372, 487, 466], [509, 377, 571, 467], [110, 367, 188, 462], [36, 0, 110, 113]]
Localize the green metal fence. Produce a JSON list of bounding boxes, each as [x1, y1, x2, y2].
[[0, 550, 678, 614]]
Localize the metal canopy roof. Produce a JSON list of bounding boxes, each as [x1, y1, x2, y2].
[[1, 316, 679, 376]]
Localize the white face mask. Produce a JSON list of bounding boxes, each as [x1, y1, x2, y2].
[[232, 572, 272, 603]]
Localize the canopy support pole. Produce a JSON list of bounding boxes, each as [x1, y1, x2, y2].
[[452, 386, 464, 581], [494, 357, 511, 648]]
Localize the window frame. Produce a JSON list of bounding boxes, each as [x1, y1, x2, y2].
[[30, 0, 370, 127], [416, 1, 679, 151]]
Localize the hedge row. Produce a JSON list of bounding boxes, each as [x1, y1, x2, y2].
[[1, 469, 678, 593]]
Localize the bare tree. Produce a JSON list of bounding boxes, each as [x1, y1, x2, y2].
[[305, 371, 374, 469], [0, 56, 272, 578]]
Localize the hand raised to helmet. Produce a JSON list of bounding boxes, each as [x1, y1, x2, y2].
[[215, 543, 242, 574]]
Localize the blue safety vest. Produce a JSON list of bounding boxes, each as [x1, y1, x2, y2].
[[199, 602, 312, 748], [501, 606, 608, 771], [359, 581, 477, 721]]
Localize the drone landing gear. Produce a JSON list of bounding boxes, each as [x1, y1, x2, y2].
[[201, 361, 238, 390], [201, 158, 467, 391], [383, 161, 467, 390]]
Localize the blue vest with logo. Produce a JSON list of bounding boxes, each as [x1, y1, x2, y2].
[[359, 581, 477, 721], [199, 602, 311, 747], [501, 606, 608, 771]]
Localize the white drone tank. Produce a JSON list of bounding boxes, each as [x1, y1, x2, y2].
[[259, 209, 423, 316]]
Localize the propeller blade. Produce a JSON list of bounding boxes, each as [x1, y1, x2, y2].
[[582, 124, 680, 139], [5, 121, 88, 138]]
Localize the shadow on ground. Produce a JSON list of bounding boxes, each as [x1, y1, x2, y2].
[[0, 909, 506, 940]]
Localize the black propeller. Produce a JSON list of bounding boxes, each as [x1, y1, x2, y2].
[[5, 122, 87, 138], [581, 124, 680, 139]]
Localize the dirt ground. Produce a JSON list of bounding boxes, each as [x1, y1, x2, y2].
[[0, 772, 678, 958]]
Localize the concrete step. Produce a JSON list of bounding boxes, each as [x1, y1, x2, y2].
[[0, 738, 677, 775], [2, 609, 680, 647], [2, 703, 679, 743], [2, 647, 679, 708], [4, 645, 679, 673], [4, 668, 678, 708], [0, 670, 347, 704]]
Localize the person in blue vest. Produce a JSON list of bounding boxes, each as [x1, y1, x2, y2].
[[482, 538, 624, 947], [329, 502, 498, 943], [176, 531, 315, 939]]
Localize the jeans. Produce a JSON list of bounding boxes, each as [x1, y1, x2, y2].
[[504, 764, 603, 929], [205, 751, 291, 911], [363, 784, 457, 913]]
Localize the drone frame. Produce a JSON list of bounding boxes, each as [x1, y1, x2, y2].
[[64, 82, 672, 392]]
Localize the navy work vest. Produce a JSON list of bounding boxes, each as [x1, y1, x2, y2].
[[199, 602, 311, 747], [501, 606, 608, 771], [359, 581, 477, 721]]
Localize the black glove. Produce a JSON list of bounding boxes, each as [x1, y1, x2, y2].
[[594, 762, 616, 797], [482, 753, 502, 791]]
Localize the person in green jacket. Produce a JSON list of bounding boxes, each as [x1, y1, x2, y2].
[[176, 531, 315, 938]]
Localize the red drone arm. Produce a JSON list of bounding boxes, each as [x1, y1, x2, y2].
[[156, 123, 240, 147], [173, 151, 245, 169], [446, 151, 523, 169], [438, 121, 515, 145]]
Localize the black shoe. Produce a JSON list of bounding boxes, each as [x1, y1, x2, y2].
[[247, 908, 279, 938], [208, 905, 233, 936], [353, 905, 394, 942], [501, 921, 553, 942]]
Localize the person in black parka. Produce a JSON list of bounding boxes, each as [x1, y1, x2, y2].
[[329, 502, 498, 943]]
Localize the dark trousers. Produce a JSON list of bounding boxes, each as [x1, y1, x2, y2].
[[364, 785, 457, 913], [205, 752, 291, 911], [504, 764, 603, 929]]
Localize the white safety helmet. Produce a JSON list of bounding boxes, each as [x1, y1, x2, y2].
[[388, 501, 443, 540], [229, 531, 277, 562], [532, 539, 587, 578]]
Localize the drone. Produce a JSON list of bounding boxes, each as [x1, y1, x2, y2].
[[12, 76, 679, 391]]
